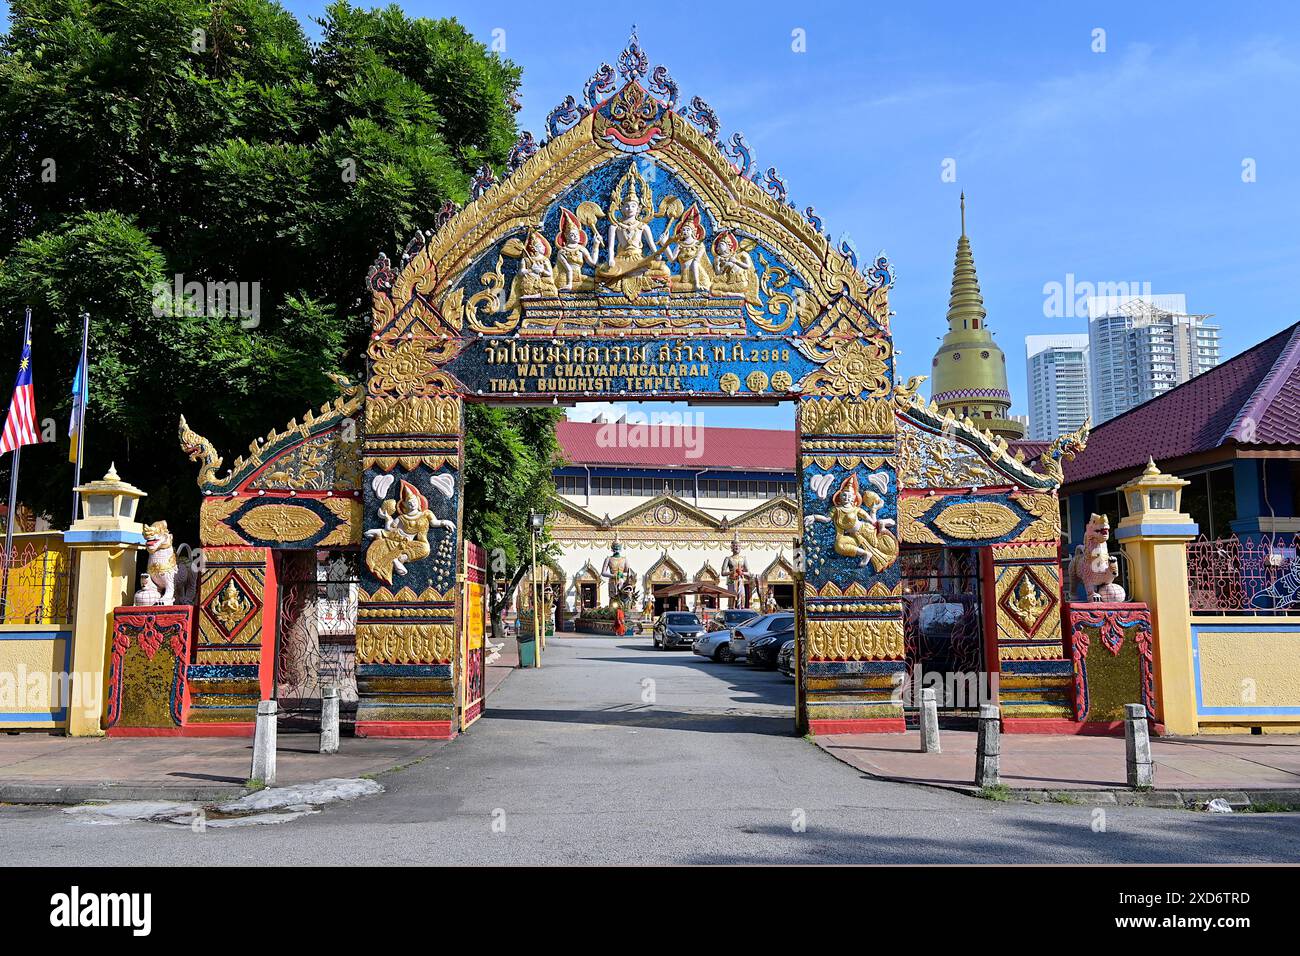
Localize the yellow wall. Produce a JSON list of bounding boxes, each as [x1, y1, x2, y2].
[[0, 623, 73, 729], [2, 531, 71, 625], [1192, 616, 1300, 730]]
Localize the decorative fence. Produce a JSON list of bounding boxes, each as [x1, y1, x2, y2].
[[1187, 533, 1300, 614], [0, 536, 73, 625]]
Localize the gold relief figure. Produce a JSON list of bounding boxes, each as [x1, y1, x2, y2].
[[804, 473, 899, 571], [504, 230, 558, 311], [662, 203, 711, 293], [1009, 572, 1050, 625], [553, 207, 603, 291], [214, 578, 249, 632], [709, 230, 760, 304], [595, 165, 672, 296], [364, 479, 456, 586]]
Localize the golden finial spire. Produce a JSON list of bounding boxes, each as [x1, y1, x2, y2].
[[960, 191, 966, 237]]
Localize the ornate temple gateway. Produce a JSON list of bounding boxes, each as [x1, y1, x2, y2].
[[178, 36, 1089, 738]]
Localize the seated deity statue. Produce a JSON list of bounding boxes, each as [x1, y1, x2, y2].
[[663, 204, 711, 293], [553, 208, 602, 291], [709, 230, 759, 304], [596, 168, 671, 296]]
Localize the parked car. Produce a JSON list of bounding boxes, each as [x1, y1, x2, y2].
[[692, 628, 737, 662], [654, 611, 706, 650], [706, 608, 758, 632], [776, 638, 796, 678], [728, 612, 795, 661], [748, 624, 795, 668]]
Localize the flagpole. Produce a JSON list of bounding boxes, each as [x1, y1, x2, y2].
[[2, 307, 33, 618], [70, 311, 89, 525]]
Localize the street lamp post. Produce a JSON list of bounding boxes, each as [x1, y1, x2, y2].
[[529, 510, 545, 668]]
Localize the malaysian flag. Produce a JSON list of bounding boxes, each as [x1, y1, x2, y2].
[[0, 333, 40, 455]]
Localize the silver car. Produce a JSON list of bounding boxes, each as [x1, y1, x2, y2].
[[727, 612, 795, 662]]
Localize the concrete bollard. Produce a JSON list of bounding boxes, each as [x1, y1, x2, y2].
[[320, 685, 340, 755], [251, 699, 277, 786], [920, 687, 941, 753], [974, 704, 1000, 788], [1125, 703, 1155, 788]]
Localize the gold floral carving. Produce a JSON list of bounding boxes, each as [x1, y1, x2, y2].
[[806, 618, 904, 660], [235, 505, 325, 543], [797, 337, 892, 398], [930, 501, 1021, 540], [200, 498, 249, 547], [367, 337, 460, 399], [319, 498, 363, 547], [356, 622, 455, 664], [999, 642, 1067, 661], [1016, 493, 1062, 541], [366, 397, 461, 435], [800, 397, 896, 436]]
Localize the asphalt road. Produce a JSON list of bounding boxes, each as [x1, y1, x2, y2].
[[3, 636, 1299, 865]]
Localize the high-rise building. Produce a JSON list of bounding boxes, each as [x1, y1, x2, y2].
[[1025, 334, 1091, 441], [929, 194, 1024, 440], [1086, 295, 1220, 423]]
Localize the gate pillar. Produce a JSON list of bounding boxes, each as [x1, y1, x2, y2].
[[797, 396, 906, 733], [355, 385, 464, 739], [188, 545, 276, 734]]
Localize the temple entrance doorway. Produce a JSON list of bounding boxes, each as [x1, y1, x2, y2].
[[900, 545, 985, 718], [766, 582, 795, 609], [274, 549, 360, 731]]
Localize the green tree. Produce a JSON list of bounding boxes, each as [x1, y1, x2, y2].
[[0, 0, 541, 548], [461, 404, 565, 639]]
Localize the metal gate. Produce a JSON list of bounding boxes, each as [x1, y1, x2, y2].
[[901, 546, 984, 713], [275, 550, 359, 729]]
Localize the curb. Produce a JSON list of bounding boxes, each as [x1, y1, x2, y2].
[[808, 740, 1300, 811], [0, 784, 248, 806], [987, 787, 1300, 810]]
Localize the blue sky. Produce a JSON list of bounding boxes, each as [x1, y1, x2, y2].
[[7, 1, 1300, 431]]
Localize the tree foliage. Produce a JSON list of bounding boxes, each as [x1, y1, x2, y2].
[[0, 1, 554, 555]]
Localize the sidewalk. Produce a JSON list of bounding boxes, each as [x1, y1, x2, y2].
[[815, 730, 1300, 806], [0, 734, 438, 803], [1, 648, 521, 805]]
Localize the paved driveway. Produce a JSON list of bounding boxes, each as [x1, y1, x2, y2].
[[3, 636, 1299, 865]]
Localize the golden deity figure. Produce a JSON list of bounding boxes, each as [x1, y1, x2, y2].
[[709, 229, 760, 304], [596, 165, 672, 296], [214, 578, 248, 630], [553, 207, 602, 291], [1010, 573, 1050, 623], [505, 229, 558, 311], [364, 479, 456, 586], [663, 203, 711, 293], [805, 473, 899, 571]]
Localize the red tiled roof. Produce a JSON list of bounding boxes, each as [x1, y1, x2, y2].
[[556, 419, 795, 471], [1063, 321, 1300, 488]]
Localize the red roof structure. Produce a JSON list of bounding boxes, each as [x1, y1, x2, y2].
[[1062, 321, 1300, 491], [556, 419, 796, 472]]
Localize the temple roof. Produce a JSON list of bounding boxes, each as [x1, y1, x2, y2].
[[1062, 320, 1300, 490], [556, 420, 796, 472]]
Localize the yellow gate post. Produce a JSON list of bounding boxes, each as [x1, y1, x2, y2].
[[1116, 460, 1199, 735], [63, 465, 147, 736]]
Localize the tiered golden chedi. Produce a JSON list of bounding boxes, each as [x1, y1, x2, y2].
[[930, 194, 1025, 440]]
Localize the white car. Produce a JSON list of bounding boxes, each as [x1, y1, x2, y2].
[[727, 612, 795, 661], [692, 628, 736, 662]]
